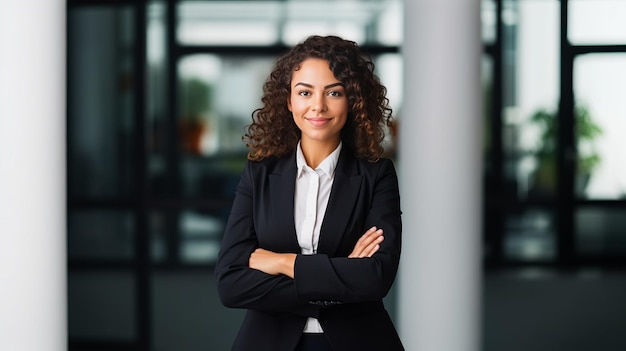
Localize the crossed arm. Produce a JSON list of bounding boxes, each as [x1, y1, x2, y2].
[[215, 158, 401, 313], [249, 226, 385, 278]]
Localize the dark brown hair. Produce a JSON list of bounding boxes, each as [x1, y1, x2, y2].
[[244, 35, 393, 161]]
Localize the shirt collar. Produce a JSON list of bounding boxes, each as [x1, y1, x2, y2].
[[296, 141, 342, 178]]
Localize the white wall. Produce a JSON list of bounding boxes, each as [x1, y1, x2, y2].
[[0, 1, 67, 350]]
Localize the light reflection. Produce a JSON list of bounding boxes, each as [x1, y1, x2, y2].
[[505, 210, 556, 261], [177, 0, 402, 46]]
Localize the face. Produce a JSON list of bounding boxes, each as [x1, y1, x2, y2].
[[288, 58, 348, 148]]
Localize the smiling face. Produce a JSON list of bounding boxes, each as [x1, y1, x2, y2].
[[288, 58, 349, 150]]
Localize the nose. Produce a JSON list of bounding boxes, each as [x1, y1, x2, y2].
[[311, 95, 327, 113]]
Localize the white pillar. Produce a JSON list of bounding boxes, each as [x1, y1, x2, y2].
[[398, 1, 482, 351], [0, 1, 67, 350]]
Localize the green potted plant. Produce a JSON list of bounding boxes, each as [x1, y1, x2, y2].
[[529, 105, 602, 197], [178, 78, 213, 154]]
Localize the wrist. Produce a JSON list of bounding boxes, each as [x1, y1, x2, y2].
[[281, 253, 297, 278]]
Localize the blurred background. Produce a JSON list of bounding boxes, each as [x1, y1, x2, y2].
[[65, 0, 626, 350]]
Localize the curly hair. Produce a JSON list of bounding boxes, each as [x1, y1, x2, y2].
[[244, 35, 393, 162]]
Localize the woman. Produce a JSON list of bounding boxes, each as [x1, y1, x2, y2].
[[215, 35, 404, 351]]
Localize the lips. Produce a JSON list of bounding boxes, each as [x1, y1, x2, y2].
[[305, 117, 332, 127]]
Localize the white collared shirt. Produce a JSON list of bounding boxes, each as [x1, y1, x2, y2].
[[294, 141, 342, 333]]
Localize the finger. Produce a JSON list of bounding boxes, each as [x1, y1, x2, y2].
[[363, 236, 384, 257], [349, 230, 374, 258], [358, 229, 383, 248], [349, 228, 383, 258], [249, 248, 264, 267], [353, 237, 383, 258], [357, 235, 384, 258], [353, 229, 383, 256], [249, 252, 256, 268], [360, 244, 380, 258], [355, 226, 378, 245]]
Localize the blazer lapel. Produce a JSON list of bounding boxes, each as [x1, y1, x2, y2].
[[268, 154, 301, 252], [317, 150, 362, 256]]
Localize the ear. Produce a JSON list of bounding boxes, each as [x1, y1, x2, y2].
[[287, 97, 292, 111]]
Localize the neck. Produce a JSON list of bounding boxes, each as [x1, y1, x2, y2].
[[300, 139, 340, 169]]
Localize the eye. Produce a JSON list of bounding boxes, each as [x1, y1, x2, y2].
[[327, 90, 343, 97], [297, 90, 311, 97]]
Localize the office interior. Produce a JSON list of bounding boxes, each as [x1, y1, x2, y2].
[[3, 0, 626, 350]]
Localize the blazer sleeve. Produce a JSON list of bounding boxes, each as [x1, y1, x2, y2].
[[294, 158, 402, 303], [214, 160, 319, 318]]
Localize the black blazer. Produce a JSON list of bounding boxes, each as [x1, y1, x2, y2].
[[215, 148, 404, 351]]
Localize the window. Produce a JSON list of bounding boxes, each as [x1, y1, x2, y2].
[[483, 0, 626, 266]]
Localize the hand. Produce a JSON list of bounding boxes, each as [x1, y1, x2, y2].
[[348, 226, 384, 258], [249, 248, 296, 278]]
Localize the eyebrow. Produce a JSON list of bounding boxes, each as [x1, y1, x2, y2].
[[293, 82, 344, 89]]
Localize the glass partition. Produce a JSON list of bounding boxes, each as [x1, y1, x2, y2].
[[68, 6, 136, 199], [576, 207, 626, 256], [148, 55, 270, 199], [501, 0, 560, 201], [151, 209, 226, 264], [176, 54, 270, 156], [573, 54, 626, 200], [482, 0, 497, 44], [504, 208, 557, 262], [68, 210, 135, 260], [569, 0, 626, 45]]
